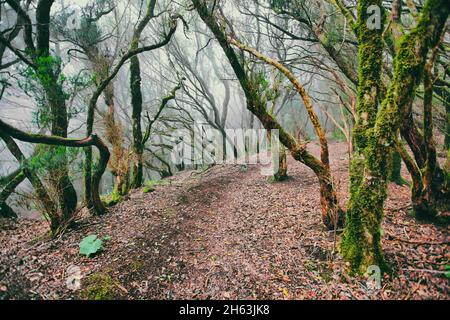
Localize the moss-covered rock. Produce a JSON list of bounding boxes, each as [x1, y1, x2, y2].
[[81, 274, 118, 300], [101, 193, 122, 207]]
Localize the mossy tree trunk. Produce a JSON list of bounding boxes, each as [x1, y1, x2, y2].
[[341, 0, 449, 273], [130, 54, 144, 189], [398, 53, 449, 218], [35, 0, 78, 224], [127, 0, 167, 190], [401, 113, 427, 168], [129, 1, 154, 190], [273, 145, 288, 182], [44, 76, 78, 221], [341, 0, 386, 272], [389, 151, 405, 185], [267, 130, 288, 182], [433, 79, 450, 150], [412, 47, 442, 219]]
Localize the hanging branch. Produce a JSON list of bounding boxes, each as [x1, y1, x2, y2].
[[228, 37, 330, 169], [84, 15, 182, 204], [142, 81, 184, 145]]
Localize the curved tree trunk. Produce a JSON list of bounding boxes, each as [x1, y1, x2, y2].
[[273, 145, 288, 182], [400, 72, 449, 217], [36, 0, 77, 223], [193, 0, 344, 229], [0, 132, 58, 230], [0, 119, 110, 226], [0, 169, 25, 218]]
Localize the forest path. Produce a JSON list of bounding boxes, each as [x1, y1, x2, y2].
[[163, 156, 335, 299], [0, 142, 448, 300]]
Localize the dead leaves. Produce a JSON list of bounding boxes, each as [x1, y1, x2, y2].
[[0, 142, 448, 300]]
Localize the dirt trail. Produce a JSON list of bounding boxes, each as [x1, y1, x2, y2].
[[0, 142, 448, 300]]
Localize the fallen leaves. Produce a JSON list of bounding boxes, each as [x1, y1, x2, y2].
[[0, 142, 448, 300]]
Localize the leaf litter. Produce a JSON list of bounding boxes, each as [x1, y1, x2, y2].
[[0, 142, 448, 300]]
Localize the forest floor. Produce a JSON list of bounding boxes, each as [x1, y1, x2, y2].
[[0, 142, 448, 300]]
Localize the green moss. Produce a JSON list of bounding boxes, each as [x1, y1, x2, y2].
[[143, 186, 155, 193], [389, 151, 407, 185], [131, 259, 145, 271], [341, 133, 389, 274], [344, 1, 386, 273], [339, 0, 434, 272], [178, 194, 189, 204], [27, 232, 50, 246], [101, 192, 122, 207], [353, 0, 385, 151], [349, 155, 365, 199], [143, 179, 169, 193], [81, 274, 117, 300], [267, 174, 289, 183]]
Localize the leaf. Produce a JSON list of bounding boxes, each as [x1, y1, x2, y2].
[[79, 234, 103, 257]]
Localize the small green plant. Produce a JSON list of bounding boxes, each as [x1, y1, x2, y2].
[[178, 194, 189, 204], [79, 234, 103, 257], [445, 265, 450, 279], [101, 193, 122, 207], [143, 179, 170, 193], [143, 185, 156, 193]]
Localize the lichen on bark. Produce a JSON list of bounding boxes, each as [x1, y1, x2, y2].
[[341, 0, 449, 273], [341, 0, 386, 273]]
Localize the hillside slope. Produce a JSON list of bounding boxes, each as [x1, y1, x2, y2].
[[0, 143, 448, 300]]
